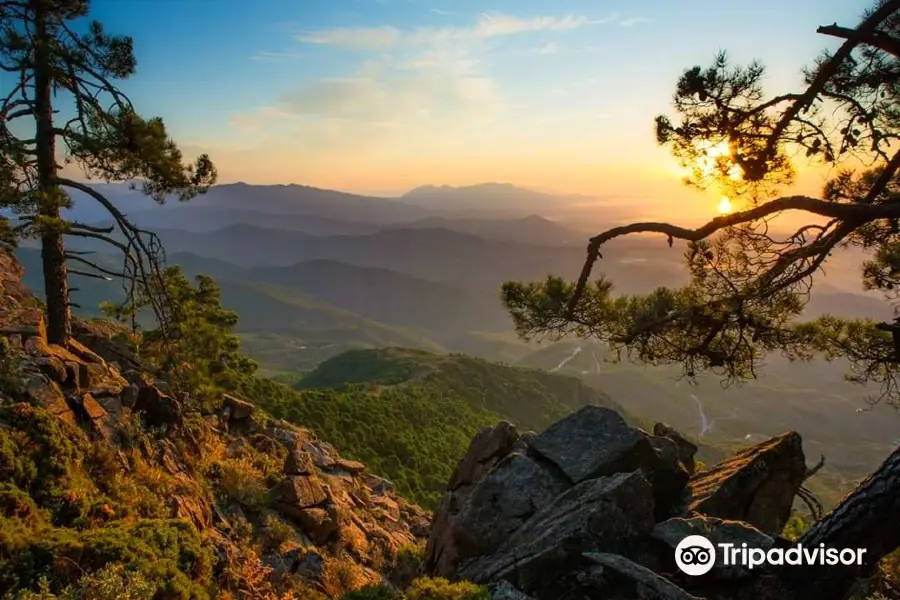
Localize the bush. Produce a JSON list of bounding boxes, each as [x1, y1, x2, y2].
[[404, 578, 490, 600]]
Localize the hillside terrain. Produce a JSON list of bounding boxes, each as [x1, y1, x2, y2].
[[242, 348, 645, 508]]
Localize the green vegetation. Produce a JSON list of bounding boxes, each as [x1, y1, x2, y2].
[[341, 578, 489, 600], [241, 348, 629, 507]]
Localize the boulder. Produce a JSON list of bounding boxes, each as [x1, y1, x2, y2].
[[119, 384, 139, 409], [297, 507, 340, 545], [273, 475, 328, 522], [448, 421, 519, 490], [222, 393, 254, 421], [687, 432, 806, 535], [284, 447, 315, 475], [33, 356, 67, 384], [331, 458, 366, 476], [459, 471, 656, 591], [64, 361, 90, 391], [654, 422, 699, 475], [428, 451, 569, 578], [647, 435, 691, 519], [529, 406, 654, 484], [133, 385, 183, 428]]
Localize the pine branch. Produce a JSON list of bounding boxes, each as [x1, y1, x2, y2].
[[816, 23, 900, 57]]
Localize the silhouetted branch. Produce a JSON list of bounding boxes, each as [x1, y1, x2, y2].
[[817, 23, 900, 57]]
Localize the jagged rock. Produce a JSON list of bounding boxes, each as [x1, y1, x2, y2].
[[24, 374, 75, 425], [428, 452, 569, 578], [133, 385, 183, 428], [297, 507, 340, 545], [331, 458, 366, 476], [65, 360, 90, 390], [90, 381, 123, 398], [652, 516, 774, 580], [654, 422, 699, 475], [172, 494, 211, 531], [274, 475, 328, 521], [285, 447, 315, 475], [584, 552, 703, 600], [365, 474, 394, 496], [489, 581, 536, 600], [687, 432, 806, 535], [529, 406, 656, 484], [222, 393, 254, 421], [448, 421, 519, 490], [647, 435, 691, 519], [303, 440, 336, 469], [459, 471, 656, 592]]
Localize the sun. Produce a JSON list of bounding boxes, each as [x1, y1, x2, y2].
[[717, 196, 733, 214]]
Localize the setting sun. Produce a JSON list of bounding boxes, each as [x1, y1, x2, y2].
[[717, 196, 733, 214]]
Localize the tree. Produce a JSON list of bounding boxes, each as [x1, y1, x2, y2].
[[502, 1, 900, 597], [0, 0, 216, 347], [104, 266, 258, 406]]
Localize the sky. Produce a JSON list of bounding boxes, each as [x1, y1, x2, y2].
[[41, 0, 875, 217]]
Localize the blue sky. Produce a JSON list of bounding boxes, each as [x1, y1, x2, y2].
[[62, 0, 868, 215]]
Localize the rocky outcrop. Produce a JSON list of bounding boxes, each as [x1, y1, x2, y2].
[[0, 249, 431, 599], [686, 431, 806, 535], [426, 408, 815, 600]]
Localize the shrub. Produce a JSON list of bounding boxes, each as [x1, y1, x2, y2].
[[403, 578, 490, 600]]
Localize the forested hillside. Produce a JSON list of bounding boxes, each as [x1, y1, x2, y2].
[[240, 348, 642, 507]]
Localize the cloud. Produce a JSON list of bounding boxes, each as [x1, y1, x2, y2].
[[535, 42, 559, 55], [295, 12, 593, 50], [431, 8, 455, 16], [296, 26, 402, 50], [620, 17, 649, 27]]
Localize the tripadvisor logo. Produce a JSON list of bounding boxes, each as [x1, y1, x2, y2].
[[674, 534, 867, 576]]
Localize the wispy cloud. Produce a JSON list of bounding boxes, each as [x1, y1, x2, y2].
[[431, 8, 455, 16], [620, 17, 649, 27], [296, 12, 595, 50], [296, 26, 402, 50]]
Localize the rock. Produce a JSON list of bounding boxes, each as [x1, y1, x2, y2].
[[120, 384, 138, 409], [687, 432, 806, 535], [273, 475, 328, 520], [90, 382, 123, 398], [122, 369, 145, 385], [652, 516, 774, 580], [647, 435, 691, 519], [24, 374, 76, 425], [584, 552, 703, 600], [529, 406, 657, 484], [332, 458, 365, 476], [284, 447, 315, 475], [458, 471, 656, 590], [222, 393, 253, 420], [365, 474, 394, 496], [302, 440, 336, 469], [133, 385, 183, 428], [33, 356, 67, 384], [65, 361, 90, 390], [172, 495, 211, 531], [489, 581, 536, 600], [654, 423, 698, 475], [154, 380, 171, 394], [297, 507, 340, 545], [428, 452, 569, 578], [448, 421, 519, 490]]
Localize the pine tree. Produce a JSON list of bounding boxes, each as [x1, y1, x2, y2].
[[0, 0, 216, 346]]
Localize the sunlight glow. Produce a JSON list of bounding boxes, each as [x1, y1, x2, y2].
[[717, 196, 733, 214], [697, 140, 743, 181]]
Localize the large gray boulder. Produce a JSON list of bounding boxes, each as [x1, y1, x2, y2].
[[459, 471, 656, 591]]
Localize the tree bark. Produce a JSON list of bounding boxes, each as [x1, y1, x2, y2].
[[783, 444, 900, 599], [32, 0, 71, 346]]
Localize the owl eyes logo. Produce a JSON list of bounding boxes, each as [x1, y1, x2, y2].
[[675, 535, 716, 576]]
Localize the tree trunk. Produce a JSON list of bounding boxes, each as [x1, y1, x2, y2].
[[783, 444, 900, 599], [33, 0, 71, 346]]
